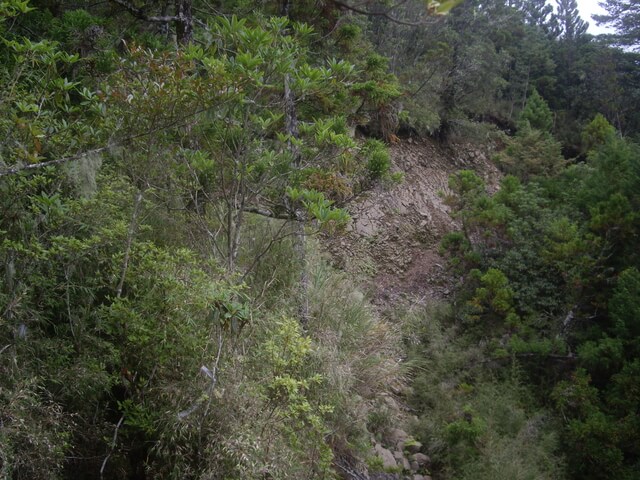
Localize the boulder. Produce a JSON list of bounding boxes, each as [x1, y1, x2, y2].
[[405, 440, 423, 454], [387, 428, 409, 448], [370, 474, 399, 480], [410, 452, 430, 467], [375, 443, 398, 470]]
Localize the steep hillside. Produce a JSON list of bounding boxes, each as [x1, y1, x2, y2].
[[329, 137, 501, 306]]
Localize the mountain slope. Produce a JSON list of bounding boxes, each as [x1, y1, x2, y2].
[[329, 137, 501, 306]]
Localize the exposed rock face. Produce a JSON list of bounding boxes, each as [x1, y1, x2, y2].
[[327, 137, 501, 306]]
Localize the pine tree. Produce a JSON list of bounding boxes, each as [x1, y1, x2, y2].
[[594, 0, 640, 50], [582, 113, 616, 152], [516, 0, 554, 32], [519, 88, 553, 132], [554, 0, 588, 40]]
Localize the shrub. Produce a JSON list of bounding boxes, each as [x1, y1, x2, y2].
[[362, 139, 391, 179]]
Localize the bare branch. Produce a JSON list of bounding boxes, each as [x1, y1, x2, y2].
[[110, 0, 179, 22], [0, 100, 233, 178], [100, 414, 125, 479], [243, 206, 294, 220], [331, 0, 426, 27], [0, 147, 109, 178], [116, 190, 144, 299]]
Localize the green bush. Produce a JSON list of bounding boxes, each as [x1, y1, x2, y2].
[[362, 139, 391, 179]]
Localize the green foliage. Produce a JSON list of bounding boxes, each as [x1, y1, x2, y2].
[[609, 268, 640, 338], [446, 132, 640, 478], [593, 0, 640, 50], [582, 114, 616, 153], [518, 88, 553, 132], [0, 169, 252, 477], [362, 138, 391, 178], [0, 379, 70, 479], [3, 1, 640, 479], [494, 126, 565, 180], [336, 22, 362, 50], [0, 32, 107, 169], [404, 304, 564, 480], [554, 0, 589, 40], [551, 369, 633, 479], [255, 317, 335, 475], [467, 268, 518, 321], [445, 405, 487, 444]]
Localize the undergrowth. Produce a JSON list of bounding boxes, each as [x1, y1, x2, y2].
[[400, 302, 565, 480]]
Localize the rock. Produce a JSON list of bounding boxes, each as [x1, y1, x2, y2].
[[349, 290, 365, 303], [405, 441, 423, 454], [410, 452, 430, 467], [410, 461, 419, 472], [413, 475, 426, 480], [391, 450, 410, 471], [370, 474, 399, 480], [375, 443, 398, 470], [387, 428, 409, 448], [382, 394, 398, 410]]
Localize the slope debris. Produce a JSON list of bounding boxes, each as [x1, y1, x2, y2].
[[329, 137, 501, 306]]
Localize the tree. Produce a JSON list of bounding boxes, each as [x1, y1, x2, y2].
[[594, 0, 640, 50], [582, 113, 616, 152], [518, 88, 553, 131], [172, 17, 353, 273], [515, 0, 555, 33], [325, 0, 462, 26], [554, 0, 588, 40], [109, 0, 194, 44]]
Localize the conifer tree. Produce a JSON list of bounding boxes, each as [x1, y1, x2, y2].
[[519, 88, 553, 131], [554, 0, 588, 40], [594, 0, 640, 50], [516, 0, 555, 32], [582, 113, 616, 152]]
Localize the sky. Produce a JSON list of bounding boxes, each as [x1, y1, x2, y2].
[[575, 0, 616, 35]]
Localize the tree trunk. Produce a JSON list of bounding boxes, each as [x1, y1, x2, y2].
[[284, 74, 310, 328], [116, 190, 144, 299], [281, 0, 292, 17], [176, 0, 193, 44]]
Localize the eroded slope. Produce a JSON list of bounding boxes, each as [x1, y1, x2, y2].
[[329, 137, 501, 306]]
